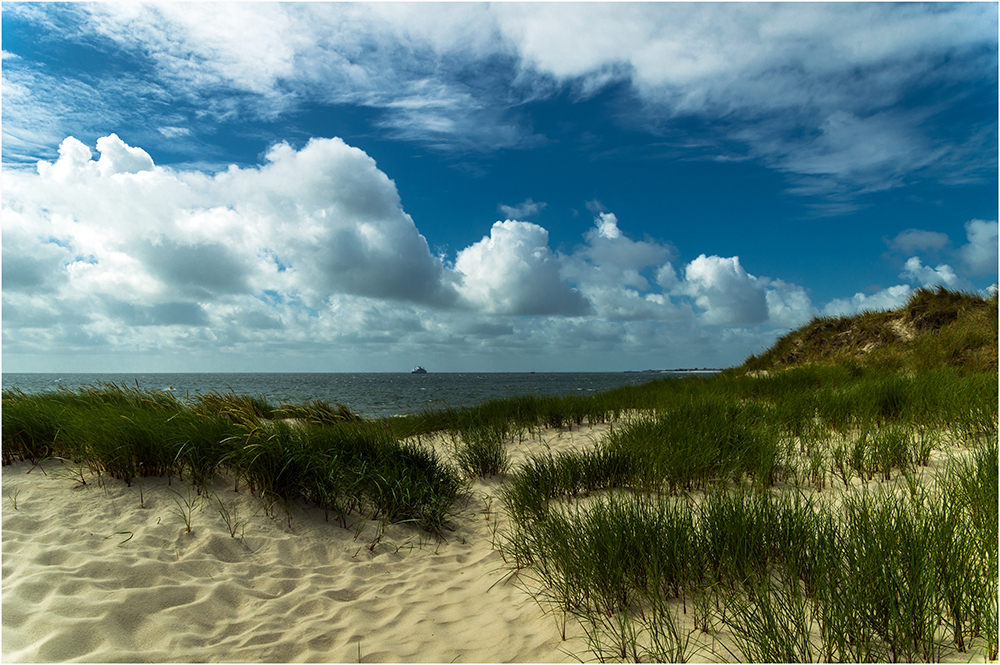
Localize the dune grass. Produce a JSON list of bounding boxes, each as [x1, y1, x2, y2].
[[493, 355, 996, 661], [502, 438, 996, 662], [452, 422, 512, 479], [2, 385, 460, 535]]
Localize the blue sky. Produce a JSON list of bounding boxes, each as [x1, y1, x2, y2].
[[3, 2, 997, 373]]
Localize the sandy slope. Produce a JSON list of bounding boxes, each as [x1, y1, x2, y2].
[[2, 426, 608, 663]]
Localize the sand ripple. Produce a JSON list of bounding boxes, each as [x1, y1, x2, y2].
[[3, 459, 584, 662]]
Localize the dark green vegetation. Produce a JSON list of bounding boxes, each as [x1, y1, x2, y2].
[[2, 386, 459, 534], [3, 287, 997, 661]]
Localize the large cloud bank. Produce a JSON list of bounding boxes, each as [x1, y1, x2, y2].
[[4, 135, 995, 370]]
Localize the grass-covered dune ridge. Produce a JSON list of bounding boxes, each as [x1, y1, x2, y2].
[[739, 286, 997, 374], [3, 287, 997, 661]]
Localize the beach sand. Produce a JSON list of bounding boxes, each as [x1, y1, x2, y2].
[[2, 425, 610, 663], [2, 420, 986, 663]]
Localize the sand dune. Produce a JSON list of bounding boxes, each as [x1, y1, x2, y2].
[[2, 426, 609, 663], [4, 420, 985, 663]]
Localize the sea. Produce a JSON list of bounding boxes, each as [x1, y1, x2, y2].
[[0, 372, 713, 420]]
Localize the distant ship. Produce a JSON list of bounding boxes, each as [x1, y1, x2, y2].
[[411, 366, 428, 374]]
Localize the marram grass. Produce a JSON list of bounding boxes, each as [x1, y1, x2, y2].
[[2, 384, 460, 535], [496, 359, 997, 661]]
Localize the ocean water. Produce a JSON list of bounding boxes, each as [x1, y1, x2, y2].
[[1, 372, 699, 419]]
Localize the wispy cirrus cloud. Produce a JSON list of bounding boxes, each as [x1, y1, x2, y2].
[[4, 3, 994, 201], [498, 198, 547, 219], [888, 229, 951, 256]]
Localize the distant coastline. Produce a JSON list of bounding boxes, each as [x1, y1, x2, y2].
[[624, 368, 722, 374]]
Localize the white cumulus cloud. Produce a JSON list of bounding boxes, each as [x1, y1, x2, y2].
[[2, 134, 459, 356], [823, 285, 913, 317], [900, 257, 972, 291], [96, 133, 155, 176], [453, 220, 591, 316], [960, 219, 999, 277], [7, 132, 960, 372], [561, 212, 682, 321], [677, 254, 770, 325], [219, 138, 457, 307], [761, 279, 817, 329]]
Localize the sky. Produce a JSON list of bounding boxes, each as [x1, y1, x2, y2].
[[2, 2, 998, 373]]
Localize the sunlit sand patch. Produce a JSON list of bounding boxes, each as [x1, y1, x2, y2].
[[2, 424, 621, 663]]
